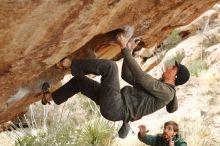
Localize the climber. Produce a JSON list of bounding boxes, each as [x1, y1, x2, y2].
[[41, 27, 190, 138], [138, 121, 187, 146]]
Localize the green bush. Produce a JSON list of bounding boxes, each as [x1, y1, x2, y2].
[[163, 50, 185, 69], [174, 49, 185, 63], [77, 118, 117, 146], [15, 118, 79, 146], [15, 94, 118, 146], [163, 30, 182, 50], [15, 132, 46, 146], [187, 59, 208, 77], [15, 117, 116, 146]]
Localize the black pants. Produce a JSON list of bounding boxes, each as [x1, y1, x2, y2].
[[52, 59, 125, 121]]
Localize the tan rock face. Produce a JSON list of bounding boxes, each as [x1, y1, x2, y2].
[[0, 0, 219, 123]]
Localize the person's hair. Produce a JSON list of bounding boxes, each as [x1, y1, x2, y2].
[[164, 121, 179, 133]]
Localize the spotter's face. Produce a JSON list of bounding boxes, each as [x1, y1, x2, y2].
[[162, 124, 177, 141]]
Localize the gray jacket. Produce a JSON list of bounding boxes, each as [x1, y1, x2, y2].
[[121, 48, 177, 122]]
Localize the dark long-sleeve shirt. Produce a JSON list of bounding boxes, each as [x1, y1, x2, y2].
[[120, 48, 178, 122]]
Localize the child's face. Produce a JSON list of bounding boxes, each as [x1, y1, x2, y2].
[[162, 124, 177, 141]]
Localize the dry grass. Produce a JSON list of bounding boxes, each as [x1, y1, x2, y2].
[[13, 93, 118, 146], [175, 118, 220, 146], [199, 67, 220, 96]]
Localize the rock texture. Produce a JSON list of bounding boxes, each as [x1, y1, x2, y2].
[[0, 0, 220, 123]]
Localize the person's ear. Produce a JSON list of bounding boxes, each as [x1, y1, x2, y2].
[[173, 132, 177, 136], [172, 64, 178, 69]]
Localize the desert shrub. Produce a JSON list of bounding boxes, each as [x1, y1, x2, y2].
[[76, 94, 117, 146], [163, 30, 182, 50], [174, 49, 185, 63], [15, 94, 118, 146], [78, 94, 101, 118], [15, 118, 79, 146], [77, 118, 117, 146], [199, 68, 220, 96], [15, 132, 46, 146], [163, 49, 185, 70], [187, 59, 208, 77], [179, 120, 212, 146]]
